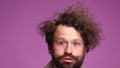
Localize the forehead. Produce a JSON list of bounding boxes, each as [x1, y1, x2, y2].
[[55, 25, 78, 34], [54, 25, 83, 41]]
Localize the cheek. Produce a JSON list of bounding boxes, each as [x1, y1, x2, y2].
[[73, 46, 85, 58], [53, 46, 65, 57]]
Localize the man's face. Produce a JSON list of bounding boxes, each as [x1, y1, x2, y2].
[[50, 25, 86, 68]]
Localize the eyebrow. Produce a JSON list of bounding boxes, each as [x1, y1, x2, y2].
[[55, 37, 82, 42], [55, 38, 66, 41]]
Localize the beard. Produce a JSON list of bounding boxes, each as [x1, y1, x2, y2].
[[51, 54, 85, 68]]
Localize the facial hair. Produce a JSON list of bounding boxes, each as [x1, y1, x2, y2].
[[51, 54, 85, 68]]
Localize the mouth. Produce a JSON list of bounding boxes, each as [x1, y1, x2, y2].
[[62, 56, 75, 63]]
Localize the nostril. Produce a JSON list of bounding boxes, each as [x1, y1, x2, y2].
[[64, 45, 72, 54], [64, 51, 72, 55]]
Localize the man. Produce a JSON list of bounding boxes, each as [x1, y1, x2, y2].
[[38, 3, 102, 68]]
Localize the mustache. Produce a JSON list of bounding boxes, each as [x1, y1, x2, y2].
[[57, 54, 78, 61]]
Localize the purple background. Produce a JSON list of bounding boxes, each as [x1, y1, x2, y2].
[[0, 0, 120, 68]]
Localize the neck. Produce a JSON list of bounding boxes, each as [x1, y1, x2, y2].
[[51, 60, 84, 68]]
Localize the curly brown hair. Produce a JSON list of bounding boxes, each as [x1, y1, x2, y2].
[[38, 4, 102, 52]]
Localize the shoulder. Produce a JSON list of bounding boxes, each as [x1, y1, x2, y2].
[[43, 61, 52, 68]]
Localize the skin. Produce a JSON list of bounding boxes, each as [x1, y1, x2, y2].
[[50, 25, 86, 68]]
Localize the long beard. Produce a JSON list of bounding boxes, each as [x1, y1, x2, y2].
[[51, 54, 85, 68]]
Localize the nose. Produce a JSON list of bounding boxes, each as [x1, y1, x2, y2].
[[64, 44, 72, 55]]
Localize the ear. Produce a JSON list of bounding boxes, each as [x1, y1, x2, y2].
[[48, 47, 52, 54], [84, 46, 88, 55]]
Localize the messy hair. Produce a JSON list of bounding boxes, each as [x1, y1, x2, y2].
[[38, 4, 102, 52]]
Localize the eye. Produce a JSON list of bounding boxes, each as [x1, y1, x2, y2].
[[73, 42, 80, 46], [58, 41, 66, 46]]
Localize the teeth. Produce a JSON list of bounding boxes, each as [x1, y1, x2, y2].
[[64, 57, 73, 60], [66, 58, 72, 60]]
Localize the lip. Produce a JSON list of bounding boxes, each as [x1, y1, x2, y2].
[[62, 56, 74, 63]]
